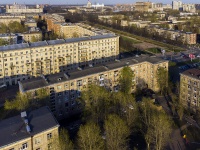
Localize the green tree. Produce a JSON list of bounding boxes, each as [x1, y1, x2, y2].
[[72, 32, 79, 38], [4, 92, 31, 111], [112, 92, 138, 128], [139, 98, 172, 150], [4, 88, 49, 111], [0, 23, 8, 33], [8, 21, 27, 33], [119, 66, 134, 94], [105, 114, 130, 150], [78, 121, 104, 150], [0, 38, 9, 46], [81, 84, 110, 123], [156, 67, 168, 95], [147, 112, 172, 150], [31, 36, 38, 42], [58, 128, 74, 150]]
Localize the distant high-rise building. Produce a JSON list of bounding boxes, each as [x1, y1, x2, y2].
[[172, 1, 183, 10], [183, 4, 196, 13]]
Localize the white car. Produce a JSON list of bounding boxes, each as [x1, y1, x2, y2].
[[197, 55, 200, 58]]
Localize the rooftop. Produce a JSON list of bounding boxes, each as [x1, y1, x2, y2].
[[0, 106, 59, 148], [181, 68, 200, 80], [19, 56, 167, 92], [0, 34, 117, 52]]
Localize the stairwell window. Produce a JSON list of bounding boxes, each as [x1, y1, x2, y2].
[[47, 133, 52, 140]]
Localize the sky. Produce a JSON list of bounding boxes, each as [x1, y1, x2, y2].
[[0, 0, 200, 5]]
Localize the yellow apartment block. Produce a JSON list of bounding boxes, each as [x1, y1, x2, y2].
[[0, 107, 59, 150], [22, 32, 42, 42], [19, 56, 168, 119], [180, 68, 200, 111], [0, 34, 119, 86]]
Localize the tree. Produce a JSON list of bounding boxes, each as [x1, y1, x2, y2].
[[81, 84, 110, 123], [156, 67, 168, 95], [0, 23, 8, 33], [78, 121, 104, 150], [31, 36, 38, 42], [105, 114, 130, 150], [58, 128, 74, 150], [112, 92, 138, 128], [4, 88, 49, 111], [148, 112, 172, 150], [4, 92, 31, 111], [0, 38, 9, 46], [72, 32, 79, 38], [8, 21, 27, 33], [139, 98, 172, 150], [119, 66, 134, 94]]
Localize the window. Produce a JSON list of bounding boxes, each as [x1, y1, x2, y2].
[[20, 143, 28, 150], [47, 133, 52, 140], [35, 137, 41, 144], [57, 85, 62, 90], [48, 143, 52, 150]]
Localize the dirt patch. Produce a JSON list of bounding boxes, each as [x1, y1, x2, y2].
[[133, 42, 164, 51]]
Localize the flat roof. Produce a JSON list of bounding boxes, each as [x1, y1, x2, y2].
[[180, 68, 200, 80], [0, 106, 59, 148], [19, 56, 167, 92], [0, 34, 117, 52]]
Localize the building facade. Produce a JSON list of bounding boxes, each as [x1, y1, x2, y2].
[[0, 107, 59, 150], [134, 2, 152, 12], [0, 34, 18, 44], [180, 69, 200, 111], [183, 4, 196, 13], [0, 34, 119, 86], [22, 32, 42, 42], [0, 18, 21, 25], [147, 26, 197, 45], [172, 1, 183, 10], [19, 56, 168, 119], [6, 3, 43, 14]]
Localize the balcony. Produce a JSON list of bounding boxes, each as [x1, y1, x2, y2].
[[99, 81, 104, 87]]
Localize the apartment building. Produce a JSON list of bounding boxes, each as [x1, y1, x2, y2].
[[6, 3, 43, 14], [0, 17, 21, 25], [19, 56, 168, 119], [183, 4, 196, 13], [184, 32, 197, 45], [134, 2, 152, 12], [172, 1, 183, 10], [24, 20, 37, 28], [59, 23, 98, 38], [0, 34, 119, 86], [148, 26, 197, 44], [180, 69, 200, 111], [45, 14, 111, 38], [0, 106, 59, 150], [0, 34, 18, 44], [22, 32, 42, 42], [44, 14, 65, 32]]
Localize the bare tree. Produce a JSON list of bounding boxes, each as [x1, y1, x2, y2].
[[78, 121, 104, 150], [105, 114, 130, 150]]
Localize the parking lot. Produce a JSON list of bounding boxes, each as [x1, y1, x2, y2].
[[178, 62, 200, 71]]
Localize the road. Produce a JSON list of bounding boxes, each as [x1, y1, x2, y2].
[[156, 94, 200, 150]]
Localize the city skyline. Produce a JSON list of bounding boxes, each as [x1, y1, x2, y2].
[[0, 0, 200, 5]]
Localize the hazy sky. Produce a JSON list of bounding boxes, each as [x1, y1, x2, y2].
[[0, 0, 200, 5]]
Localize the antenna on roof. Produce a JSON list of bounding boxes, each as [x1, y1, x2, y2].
[[21, 111, 31, 133]]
